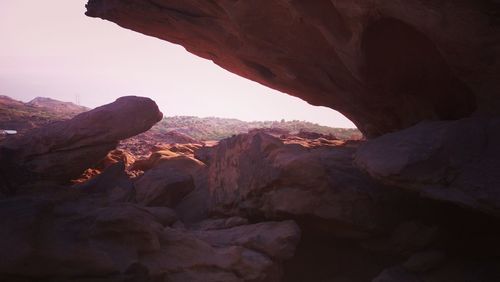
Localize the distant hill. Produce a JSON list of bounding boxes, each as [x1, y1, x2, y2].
[[119, 116, 361, 158], [0, 95, 88, 132], [152, 116, 361, 141], [0, 95, 25, 107], [26, 97, 89, 115], [0, 95, 361, 142]]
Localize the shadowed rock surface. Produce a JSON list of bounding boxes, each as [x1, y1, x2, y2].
[[0, 0, 499, 280], [206, 131, 413, 236], [133, 153, 205, 207], [85, 0, 500, 137], [2, 121, 500, 281], [0, 193, 300, 282], [0, 96, 162, 189], [356, 117, 500, 217]]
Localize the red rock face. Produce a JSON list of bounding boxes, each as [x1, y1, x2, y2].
[[85, 0, 500, 137], [0, 96, 163, 186]]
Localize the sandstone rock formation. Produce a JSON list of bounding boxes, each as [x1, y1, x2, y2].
[[133, 153, 205, 207], [1, 1, 499, 279], [207, 130, 412, 236], [118, 130, 203, 160], [0, 96, 162, 189], [0, 192, 300, 282], [356, 117, 500, 217], [2, 121, 500, 281], [85, 0, 500, 137], [194, 131, 500, 281]]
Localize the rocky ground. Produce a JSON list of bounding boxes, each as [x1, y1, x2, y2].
[[1, 0, 499, 280], [1, 96, 500, 281]]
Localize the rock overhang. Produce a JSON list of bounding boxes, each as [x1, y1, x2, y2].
[[85, 0, 500, 137]]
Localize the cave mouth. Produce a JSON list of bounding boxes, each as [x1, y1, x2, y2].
[[362, 18, 476, 124]]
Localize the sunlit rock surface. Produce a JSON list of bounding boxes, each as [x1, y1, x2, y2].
[[0, 96, 162, 190], [85, 0, 500, 137]]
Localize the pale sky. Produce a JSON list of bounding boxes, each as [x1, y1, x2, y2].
[[0, 0, 355, 128]]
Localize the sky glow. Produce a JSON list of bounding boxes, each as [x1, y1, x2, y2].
[[0, 0, 356, 128]]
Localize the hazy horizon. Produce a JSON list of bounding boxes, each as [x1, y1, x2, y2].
[[0, 0, 356, 128]]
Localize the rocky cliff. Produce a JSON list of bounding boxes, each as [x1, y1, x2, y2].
[[85, 0, 500, 137]]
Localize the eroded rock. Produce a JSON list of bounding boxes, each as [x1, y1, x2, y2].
[[192, 220, 301, 260], [356, 117, 500, 217], [0, 192, 300, 282], [0, 96, 162, 189], [85, 0, 500, 136], [133, 152, 206, 207], [207, 130, 414, 236]]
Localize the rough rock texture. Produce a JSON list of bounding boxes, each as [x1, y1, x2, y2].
[[356, 117, 500, 217], [0, 192, 300, 282], [131, 144, 203, 171], [85, 0, 500, 136], [72, 149, 137, 184], [2, 123, 500, 281], [133, 154, 205, 207], [197, 130, 500, 281], [0, 96, 162, 188], [191, 220, 301, 260], [207, 131, 414, 236]]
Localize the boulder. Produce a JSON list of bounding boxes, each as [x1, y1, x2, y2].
[[191, 220, 301, 260], [188, 216, 249, 231], [0, 96, 162, 188], [0, 196, 133, 278], [85, 0, 500, 137], [90, 204, 164, 254], [207, 131, 414, 236], [142, 206, 178, 227], [98, 149, 136, 169], [0, 192, 300, 282], [133, 153, 206, 207], [356, 117, 500, 217], [131, 145, 203, 171], [72, 149, 136, 184], [134, 165, 195, 207], [74, 162, 134, 203], [146, 222, 299, 282]]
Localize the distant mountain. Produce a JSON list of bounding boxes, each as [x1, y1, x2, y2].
[[0, 95, 88, 132], [26, 97, 89, 114], [0, 95, 25, 107]]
